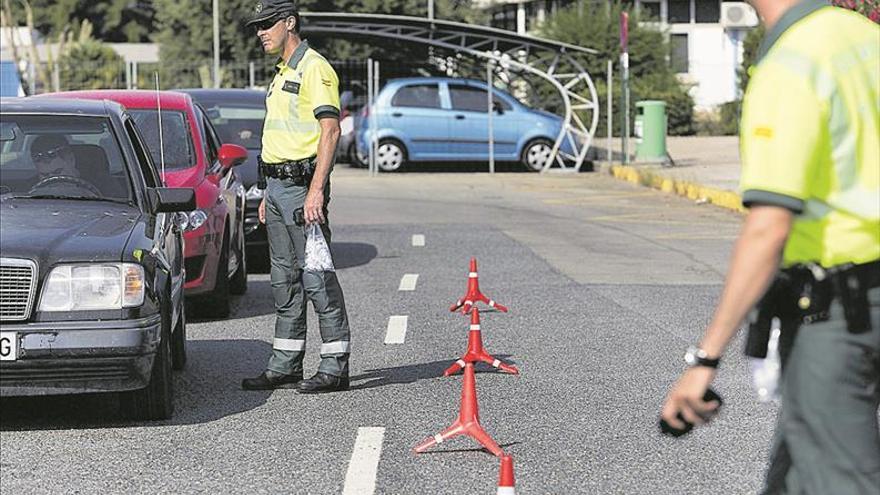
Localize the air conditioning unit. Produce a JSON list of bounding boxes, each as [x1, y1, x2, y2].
[[721, 2, 760, 28]]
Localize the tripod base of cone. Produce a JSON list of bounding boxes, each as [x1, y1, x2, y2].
[[413, 419, 504, 457], [443, 355, 519, 377]]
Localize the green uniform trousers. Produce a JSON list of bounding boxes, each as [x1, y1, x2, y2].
[[263, 177, 350, 377], [763, 287, 880, 494]]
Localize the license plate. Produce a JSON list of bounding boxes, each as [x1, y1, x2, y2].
[[0, 332, 17, 361]]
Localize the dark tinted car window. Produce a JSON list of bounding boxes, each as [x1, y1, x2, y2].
[[124, 118, 160, 188], [0, 115, 132, 201], [449, 85, 513, 112], [203, 105, 265, 150], [391, 84, 441, 109], [129, 110, 195, 171]]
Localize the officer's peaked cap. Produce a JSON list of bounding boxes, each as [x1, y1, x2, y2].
[[246, 0, 298, 26]]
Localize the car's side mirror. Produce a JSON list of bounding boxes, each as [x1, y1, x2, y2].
[[150, 187, 196, 213], [493, 102, 505, 115], [218, 143, 248, 169]]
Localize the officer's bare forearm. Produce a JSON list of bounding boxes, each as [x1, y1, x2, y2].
[[311, 117, 341, 192], [699, 206, 792, 358]]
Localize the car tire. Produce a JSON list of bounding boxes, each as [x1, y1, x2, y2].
[[207, 232, 231, 318], [521, 138, 555, 172], [376, 139, 407, 172], [230, 220, 248, 295], [348, 141, 366, 168], [171, 300, 187, 371], [120, 304, 174, 421]]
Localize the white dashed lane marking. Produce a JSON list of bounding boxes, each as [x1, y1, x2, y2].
[[342, 427, 386, 495], [384, 316, 408, 344], [411, 234, 425, 247], [398, 274, 419, 291]]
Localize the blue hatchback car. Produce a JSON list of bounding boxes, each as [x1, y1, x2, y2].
[[355, 77, 575, 172]]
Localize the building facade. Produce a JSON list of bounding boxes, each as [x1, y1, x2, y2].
[[482, 0, 759, 110]]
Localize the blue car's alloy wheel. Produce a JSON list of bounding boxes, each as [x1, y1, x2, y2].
[[522, 139, 554, 172], [377, 141, 406, 172]]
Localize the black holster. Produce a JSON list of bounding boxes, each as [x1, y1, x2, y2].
[[257, 155, 267, 190], [746, 261, 878, 360]]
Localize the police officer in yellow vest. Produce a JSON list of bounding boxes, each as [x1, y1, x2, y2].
[[241, 0, 351, 393], [661, 1, 879, 493]]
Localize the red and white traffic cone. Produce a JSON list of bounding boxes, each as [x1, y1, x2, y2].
[[497, 455, 516, 495], [449, 257, 509, 314], [443, 308, 519, 376], [413, 362, 504, 457]]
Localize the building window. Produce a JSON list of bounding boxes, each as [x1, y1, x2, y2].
[[670, 33, 689, 73], [695, 1, 721, 23], [668, 0, 691, 23], [639, 1, 662, 20]]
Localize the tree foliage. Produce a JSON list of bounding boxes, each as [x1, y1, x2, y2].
[[539, 1, 695, 136], [4, 0, 154, 41]]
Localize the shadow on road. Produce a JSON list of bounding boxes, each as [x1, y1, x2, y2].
[[0, 339, 274, 431], [349, 356, 518, 391], [332, 241, 379, 270]]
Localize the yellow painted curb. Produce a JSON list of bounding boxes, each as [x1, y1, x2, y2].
[[609, 164, 746, 214]]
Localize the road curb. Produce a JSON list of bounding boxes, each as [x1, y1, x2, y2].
[[599, 163, 746, 214]]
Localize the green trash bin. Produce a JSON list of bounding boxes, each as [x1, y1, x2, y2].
[[634, 100, 667, 162]]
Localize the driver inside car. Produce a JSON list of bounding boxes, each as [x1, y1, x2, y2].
[[30, 135, 79, 179]]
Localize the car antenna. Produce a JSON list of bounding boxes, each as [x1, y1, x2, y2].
[[155, 72, 166, 184]]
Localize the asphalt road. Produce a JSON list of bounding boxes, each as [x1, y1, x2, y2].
[[1, 167, 779, 494]]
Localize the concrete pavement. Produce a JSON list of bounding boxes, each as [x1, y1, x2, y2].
[[594, 136, 746, 213]]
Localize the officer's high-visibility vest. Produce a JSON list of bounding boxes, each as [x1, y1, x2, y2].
[[262, 40, 341, 164], [739, 0, 880, 267]]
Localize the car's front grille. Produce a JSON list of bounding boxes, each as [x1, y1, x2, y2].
[[0, 258, 37, 321], [0, 363, 132, 384]]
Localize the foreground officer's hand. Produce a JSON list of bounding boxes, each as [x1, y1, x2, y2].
[[259, 198, 266, 224], [661, 366, 720, 430], [304, 189, 325, 224]]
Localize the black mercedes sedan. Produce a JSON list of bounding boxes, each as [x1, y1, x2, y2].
[[0, 98, 195, 420]]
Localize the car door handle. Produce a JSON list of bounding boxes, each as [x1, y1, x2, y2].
[[455, 115, 466, 120], [392, 112, 403, 117]]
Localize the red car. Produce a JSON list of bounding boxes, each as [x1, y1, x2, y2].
[[40, 90, 249, 317]]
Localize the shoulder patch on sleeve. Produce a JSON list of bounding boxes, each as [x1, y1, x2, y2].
[[754, 127, 774, 139]]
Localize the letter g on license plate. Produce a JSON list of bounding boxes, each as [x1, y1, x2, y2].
[[0, 332, 17, 361]]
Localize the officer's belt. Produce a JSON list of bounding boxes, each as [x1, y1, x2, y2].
[[261, 156, 316, 180]]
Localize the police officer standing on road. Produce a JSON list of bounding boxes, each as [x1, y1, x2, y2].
[[660, 1, 879, 493], [241, 0, 351, 393]]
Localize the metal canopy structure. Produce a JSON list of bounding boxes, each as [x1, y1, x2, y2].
[[301, 13, 600, 172]]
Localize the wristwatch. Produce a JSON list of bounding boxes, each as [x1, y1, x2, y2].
[[684, 346, 720, 368]]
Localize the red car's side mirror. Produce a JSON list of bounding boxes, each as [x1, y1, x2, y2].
[[218, 143, 248, 169]]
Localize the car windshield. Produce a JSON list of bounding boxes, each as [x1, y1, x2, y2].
[[0, 115, 132, 202], [129, 109, 196, 170], [202, 105, 265, 150]]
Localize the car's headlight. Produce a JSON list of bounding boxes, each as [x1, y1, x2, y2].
[[180, 209, 208, 232], [245, 184, 264, 200], [39, 263, 145, 311]]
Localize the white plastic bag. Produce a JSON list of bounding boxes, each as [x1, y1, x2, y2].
[[749, 320, 781, 403], [303, 223, 335, 272]]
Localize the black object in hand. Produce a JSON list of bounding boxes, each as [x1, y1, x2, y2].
[[659, 388, 723, 438], [293, 207, 305, 226]]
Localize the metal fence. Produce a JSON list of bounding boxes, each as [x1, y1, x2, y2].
[[19, 58, 441, 96]]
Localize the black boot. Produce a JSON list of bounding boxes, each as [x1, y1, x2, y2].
[[241, 371, 303, 390], [296, 372, 350, 393]]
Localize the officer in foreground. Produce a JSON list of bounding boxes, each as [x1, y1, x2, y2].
[[660, 0, 879, 493], [241, 0, 351, 393]]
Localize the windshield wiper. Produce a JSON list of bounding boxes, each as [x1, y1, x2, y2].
[[2, 194, 133, 205]]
